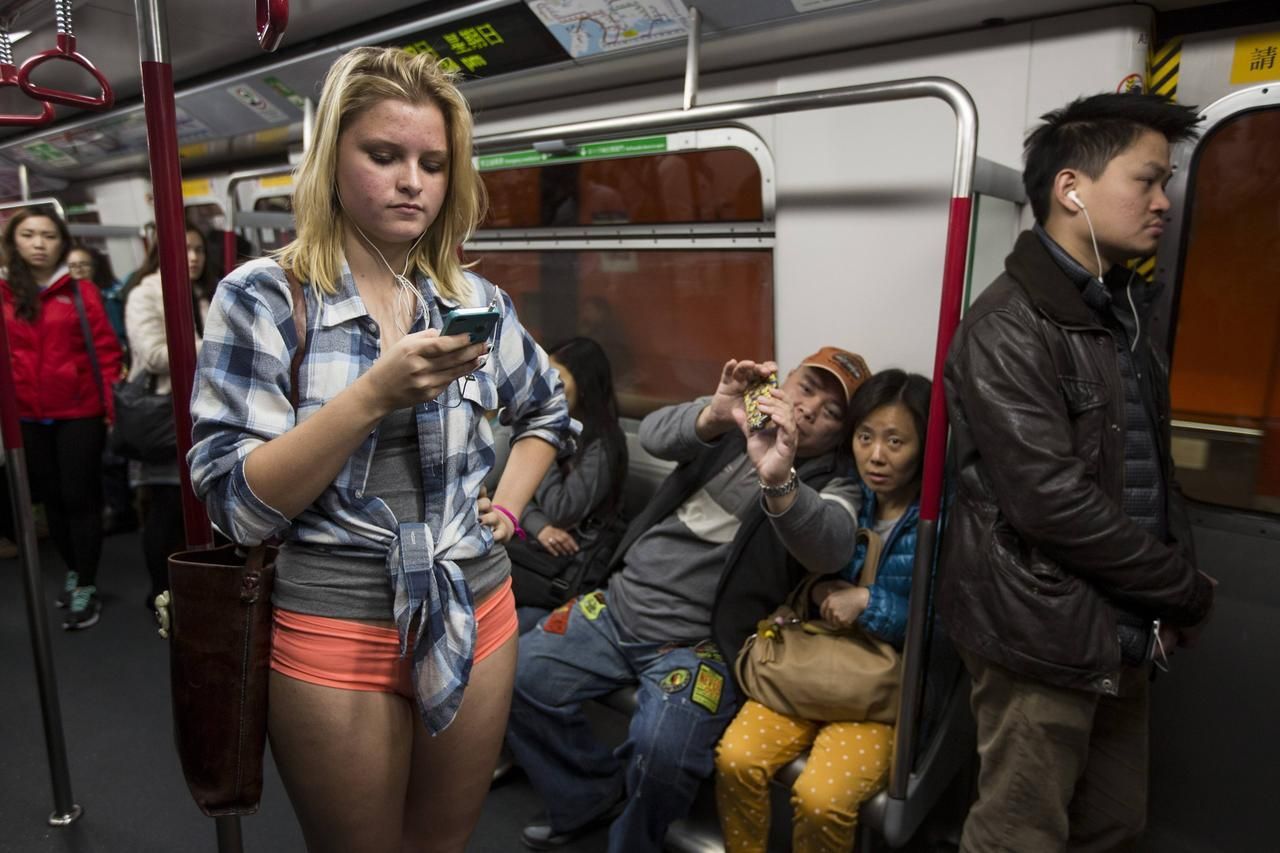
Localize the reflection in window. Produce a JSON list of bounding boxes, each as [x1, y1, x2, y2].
[[1169, 109, 1280, 513], [253, 195, 296, 254], [481, 149, 764, 228], [184, 202, 225, 236], [470, 250, 773, 418]]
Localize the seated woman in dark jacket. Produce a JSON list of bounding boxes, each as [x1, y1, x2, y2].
[[510, 337, 628, 612], [715, 369, 931, 853]]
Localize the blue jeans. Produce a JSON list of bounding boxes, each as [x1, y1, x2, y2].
[[507, 590, 740, 853]]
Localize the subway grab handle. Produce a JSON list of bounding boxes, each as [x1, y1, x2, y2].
[[17, 0, 114, 110], [0, 20, 53, 126], [257, 0, 289, 52]]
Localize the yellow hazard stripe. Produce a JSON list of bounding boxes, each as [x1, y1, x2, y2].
[[1133, 36, 1182, 281], [1132, 256, 1157, 282], [1148, 36, 1182, 100]]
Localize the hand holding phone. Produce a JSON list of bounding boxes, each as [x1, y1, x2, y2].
[[441, 305, 501, 344]]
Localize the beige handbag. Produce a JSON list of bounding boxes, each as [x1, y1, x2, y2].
[[734, 528, 901, 724]]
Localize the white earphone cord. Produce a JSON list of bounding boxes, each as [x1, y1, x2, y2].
[[1079, 203, 1142, 353], [338, 190, 430, 335]]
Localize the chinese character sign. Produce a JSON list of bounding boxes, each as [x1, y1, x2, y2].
[[1230, 32, 1280, 84]]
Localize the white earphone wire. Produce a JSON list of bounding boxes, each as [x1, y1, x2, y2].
[[337, 190, 430, 335], [1077, 196, 1144, 354]]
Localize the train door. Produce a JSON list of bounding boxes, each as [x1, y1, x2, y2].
[[1143, 82, 1280, 852]]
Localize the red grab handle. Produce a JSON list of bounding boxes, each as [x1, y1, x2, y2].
[[257, 0, 290, 52], [18, 32, 114, 110], [0, 62, 54, 127]]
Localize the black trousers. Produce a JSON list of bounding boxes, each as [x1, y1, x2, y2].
[[21, 419, 106, 586], [139, 483, 184, 599]]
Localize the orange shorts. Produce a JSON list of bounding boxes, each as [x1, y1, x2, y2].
[[270, 578, 516, 699]]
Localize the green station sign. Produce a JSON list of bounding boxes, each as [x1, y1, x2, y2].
[[477, 136, 669, 170]]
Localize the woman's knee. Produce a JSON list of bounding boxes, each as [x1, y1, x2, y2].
[[715, 732, 768, 788], [790, 765, 881, 827]]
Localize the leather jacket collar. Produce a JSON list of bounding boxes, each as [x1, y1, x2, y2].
[[1004, 230, 1100, 329]]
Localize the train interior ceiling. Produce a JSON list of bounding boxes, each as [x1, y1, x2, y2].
[[2, 0, 1279, 852]]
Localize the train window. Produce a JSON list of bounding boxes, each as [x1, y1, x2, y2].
[[253, 194, 296, 253], [185, 202, 225, 234], [482, 148, 765, 228], [471, 250, 773, 417], [471, 129, 775, 417], [1168, 108, 1280, 514]]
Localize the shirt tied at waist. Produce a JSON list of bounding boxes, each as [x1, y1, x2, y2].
[[388, 521, 476, 734]]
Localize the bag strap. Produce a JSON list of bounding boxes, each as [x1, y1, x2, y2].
[[855, 527, 886, 588], [283, 270, 308, 410], [70, 280, 107, 411]]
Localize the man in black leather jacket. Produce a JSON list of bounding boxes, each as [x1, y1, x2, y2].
[[940, 94, 1216, 851]]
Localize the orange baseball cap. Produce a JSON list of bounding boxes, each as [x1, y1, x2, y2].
[[799, 347, 871, 404]]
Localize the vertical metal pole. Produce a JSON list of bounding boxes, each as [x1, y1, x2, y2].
[[18, 162, 29, 200], [134, 0, 212, 551], [888, 107, 977, 797], [683, 6, 699, 111], [0, 272, 82, 827], [223, 229, 236, 280], [302, 96, 314, 149], [134, 1, 235, 850]]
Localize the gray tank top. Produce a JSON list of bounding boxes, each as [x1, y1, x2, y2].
[[274, 406, 511, 619]]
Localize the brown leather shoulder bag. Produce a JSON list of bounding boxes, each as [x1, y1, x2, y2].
[[165, 270, 307, 816]]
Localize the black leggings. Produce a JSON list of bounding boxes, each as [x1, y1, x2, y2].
[[21, 419, 106, 585], [139, 484, 185, 599]]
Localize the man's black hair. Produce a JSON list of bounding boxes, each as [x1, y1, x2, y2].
[[1023, 93, 1201, 224]]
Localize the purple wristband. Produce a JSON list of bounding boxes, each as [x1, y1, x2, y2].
[[491, 503, 527, 541]]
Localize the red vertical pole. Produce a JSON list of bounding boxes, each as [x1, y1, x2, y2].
[[918, 195, 974, 522], [223, 228, 237, 281], [137, 53, 211, 549]]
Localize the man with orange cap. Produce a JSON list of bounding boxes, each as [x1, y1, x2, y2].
[[508, 348, 870, 853]]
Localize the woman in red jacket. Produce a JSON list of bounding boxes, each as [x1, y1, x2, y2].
[[1, 208, 122, 629]]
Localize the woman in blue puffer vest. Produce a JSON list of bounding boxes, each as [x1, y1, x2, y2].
[[716, 368, 931, 853]]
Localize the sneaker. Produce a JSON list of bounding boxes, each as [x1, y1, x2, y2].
[[520, 799, 626, 850], [0, 537, 17, 559], [56, 571, 79, 609], [492, 745, 516, 783], [63, 586, 101, 631]]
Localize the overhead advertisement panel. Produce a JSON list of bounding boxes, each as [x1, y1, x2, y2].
[[380, 3, 571, 78], [525, 0, 690, 59]]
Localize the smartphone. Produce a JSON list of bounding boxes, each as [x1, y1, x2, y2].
[[743, 372, 779, 432], [441, 306, 500, 344]]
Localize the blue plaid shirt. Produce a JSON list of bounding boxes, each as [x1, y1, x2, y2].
[[188, 257, 574, 732]]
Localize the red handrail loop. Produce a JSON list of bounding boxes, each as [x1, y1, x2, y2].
[[0, 23, 53, 126], [17, 0, 114, 111], [257, 0, 289, 52]]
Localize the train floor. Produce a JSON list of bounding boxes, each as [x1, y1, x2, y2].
[[0, 528, 611, 853]]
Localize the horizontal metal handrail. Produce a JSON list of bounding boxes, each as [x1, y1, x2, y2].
[[476, 76, 977, 199], [0, 195, 65, 217]]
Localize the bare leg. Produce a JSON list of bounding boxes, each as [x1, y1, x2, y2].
[[268, 672, 415, 853], [402, 632, 518, 853]]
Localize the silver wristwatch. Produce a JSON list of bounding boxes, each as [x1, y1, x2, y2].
[[759, 467, 798, 497]]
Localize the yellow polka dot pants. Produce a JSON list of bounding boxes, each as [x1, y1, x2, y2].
[[714, 699, 894, 853]]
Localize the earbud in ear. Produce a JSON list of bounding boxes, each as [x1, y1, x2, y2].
[[1067, 189, 1085, 211]]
